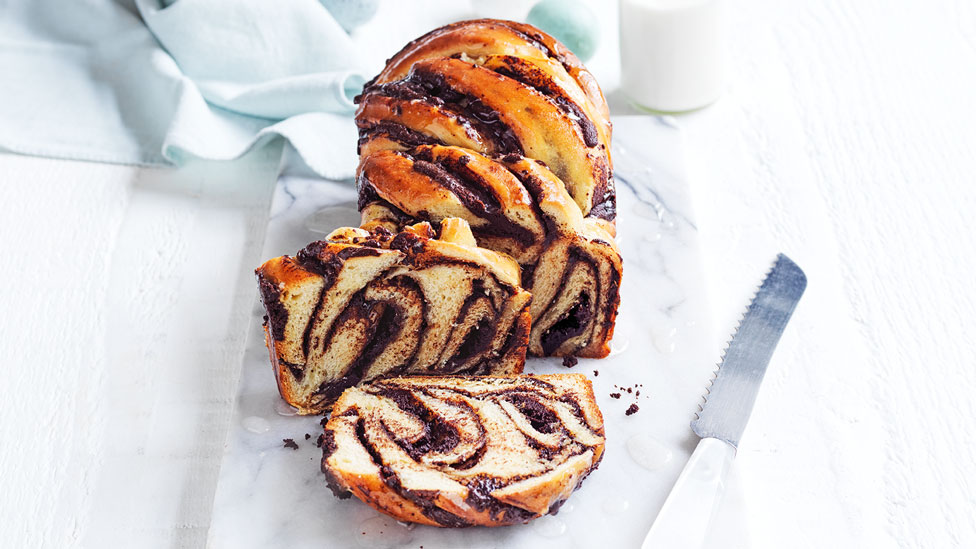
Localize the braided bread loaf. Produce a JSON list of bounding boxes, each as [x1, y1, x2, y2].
[[322, 374, 605, 527], [355, 19, 621, 358], [257, 219, 532, 414]]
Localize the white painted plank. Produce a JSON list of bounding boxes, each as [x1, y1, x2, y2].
[[0, 155, 131, 548], [680, 0, 976, 547], [0, 148, 280, 547]]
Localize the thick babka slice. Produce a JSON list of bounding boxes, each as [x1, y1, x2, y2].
[[256, 219, 532, 414], [359, 145, 621, 357], [321, 373, 605, 527]]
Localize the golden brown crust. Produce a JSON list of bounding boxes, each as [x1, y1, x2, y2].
[[359, 55, 610, 217], [322, 374, 605, 527], [368, 19, 610, 147], [359, 146, 546, 264], [356, 94, 488, 157]]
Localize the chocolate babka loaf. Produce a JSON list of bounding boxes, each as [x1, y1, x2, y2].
[[256, 219, 532, 414], [355, 19, 621, 357], [321, 373, 605, 527]]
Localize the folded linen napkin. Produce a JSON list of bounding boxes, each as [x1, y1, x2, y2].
[[0, 0, 369, 179]]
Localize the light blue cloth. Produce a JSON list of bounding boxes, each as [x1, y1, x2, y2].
[[0, 0, 368, 178]]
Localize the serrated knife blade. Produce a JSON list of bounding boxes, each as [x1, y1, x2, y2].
[[642, 253, 806, 549], [692, 253, 807, 448]]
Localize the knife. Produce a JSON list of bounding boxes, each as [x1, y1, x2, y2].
[[641, 253, 807, 549]]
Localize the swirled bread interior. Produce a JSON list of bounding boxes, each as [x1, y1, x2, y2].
[[256, 219, 532, 414], [321, 373, 605, 527]]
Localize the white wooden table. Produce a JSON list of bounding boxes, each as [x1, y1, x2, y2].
[[2, 1, 975, 547]]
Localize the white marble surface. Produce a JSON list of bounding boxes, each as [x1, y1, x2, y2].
[[207, 117, 729, 548]]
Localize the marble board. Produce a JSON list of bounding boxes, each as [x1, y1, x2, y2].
[[207, 116, 718, 548]]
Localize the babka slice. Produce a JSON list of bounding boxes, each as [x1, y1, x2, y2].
[[256, 219, 532, 414], [359, 145, 622, 357], [321, 374, 605, 527]]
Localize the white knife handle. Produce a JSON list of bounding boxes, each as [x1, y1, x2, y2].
[[641, 437, 736, 549]]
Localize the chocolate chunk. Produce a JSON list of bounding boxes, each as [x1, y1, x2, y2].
[[625, 404, 639, 416], [562, 356, 578, 367], [283, 438, 299, 450]]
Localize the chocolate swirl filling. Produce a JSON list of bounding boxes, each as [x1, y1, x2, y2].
[[408, 148, 538, 247], [322, 375, 605, 526], [360, 67, 524, 156], [483, 55, 600, 148], [532, 245, 621, 357], [257, 228, 532, 412], [258, 275, 289, 341], [356, 121, 439, 154]]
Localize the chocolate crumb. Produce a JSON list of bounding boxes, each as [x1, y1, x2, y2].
[[593, 370, 599, 377], [610, 393, 621, 399], [283, 438, 299, 450], [626, 404, 640, 416], [304, 433, 311, 440], [320, 417, 328, 427], [627, 387, 633, 394], [562, 356, 578, 367], [316, 434, 325, 448], [636, 390, 640, 397]]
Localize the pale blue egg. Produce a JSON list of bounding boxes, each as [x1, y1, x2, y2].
[[320, 0, 379, 33], [527, 0, 600, 61]]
